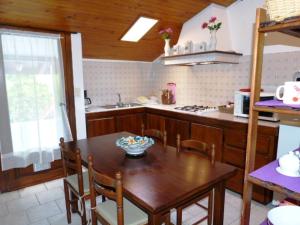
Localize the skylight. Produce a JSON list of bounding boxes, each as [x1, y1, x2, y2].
[[121, 17, 158, 42]]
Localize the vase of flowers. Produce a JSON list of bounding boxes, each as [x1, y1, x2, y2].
[[159, 28, 173, 56], [202, 16, 222, 51]]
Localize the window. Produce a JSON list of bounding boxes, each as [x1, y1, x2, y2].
[[0, 30, 72, 171]]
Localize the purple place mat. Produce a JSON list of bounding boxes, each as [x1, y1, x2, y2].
[[260, 219, 273, 225], [255, 99, 300, 109], [249, 148, 300, 193]]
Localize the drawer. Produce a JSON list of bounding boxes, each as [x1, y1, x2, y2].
[[223, 146, 271, 169], [224, 129, 273, 155]]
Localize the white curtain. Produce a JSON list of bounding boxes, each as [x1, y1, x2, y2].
[[0, 30, 72, 171]]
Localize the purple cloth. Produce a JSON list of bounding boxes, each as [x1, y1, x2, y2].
[[249, 148, 300, 193], [260, 219, 272, 225], [255, 99, 300, 109]]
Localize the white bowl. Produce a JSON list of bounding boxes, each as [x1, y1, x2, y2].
[[268, 206, 300, 225]]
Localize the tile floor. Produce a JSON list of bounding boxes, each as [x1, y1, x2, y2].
[[0, 178, 271, 225]]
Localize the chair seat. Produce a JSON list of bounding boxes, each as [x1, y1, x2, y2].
[[96, 197, 148, 225], [65, 171, 90, 194]]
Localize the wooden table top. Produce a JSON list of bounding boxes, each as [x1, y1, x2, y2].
[[66, 132, 236, 214]]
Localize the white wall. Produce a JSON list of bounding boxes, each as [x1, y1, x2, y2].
[[176, 0, 300, 55], [177, 4, 232, 51], [71, 33, 87, 140]]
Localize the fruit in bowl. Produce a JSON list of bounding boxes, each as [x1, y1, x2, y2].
[[116, 136, 154, 156]]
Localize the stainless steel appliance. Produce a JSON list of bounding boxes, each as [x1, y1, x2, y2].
[[234, 91, 279, 121], [84, 90, 92, 106], [174, 105, 217, 114]]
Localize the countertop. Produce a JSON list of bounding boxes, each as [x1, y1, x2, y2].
[[85, 103, 279, 128]]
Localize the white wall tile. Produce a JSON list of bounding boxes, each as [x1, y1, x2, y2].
[[83, 60, 152, 106], [83, 52, 300, 107]]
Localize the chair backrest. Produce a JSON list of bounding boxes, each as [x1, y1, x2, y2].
[[176, 134, 215, 164], [141, 124, 167, 148], [88, 155, 124, 225], [59, 137, 84, 194]]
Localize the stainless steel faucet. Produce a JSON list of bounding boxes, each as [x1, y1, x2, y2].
[[117, 93, 123, 107]]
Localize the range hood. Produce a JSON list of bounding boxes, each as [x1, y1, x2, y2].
[[162, 50, 242, 66]]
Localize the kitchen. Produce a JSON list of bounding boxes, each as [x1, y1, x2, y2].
[[0, 0, 300, 225]]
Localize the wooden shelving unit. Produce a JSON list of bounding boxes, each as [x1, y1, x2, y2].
[[241, 8, 300, 225]]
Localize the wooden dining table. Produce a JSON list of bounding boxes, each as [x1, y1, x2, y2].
[[65, 132, 237, 225]]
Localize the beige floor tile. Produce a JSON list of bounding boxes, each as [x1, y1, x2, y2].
[[0, 211, 29, 225], [36, 188, 64, 204], [7, 194, 39, 213], [0, 202, 9, 217], [45, 179, 64, 190], [0, 190, 20, 204], [48, 212, 82, 225], [19, 184, 47, 198], [55, 198, 66, 212], [26, 201, 61, 223], [223, 201, 241, 225], [29, 219, 50, 225]]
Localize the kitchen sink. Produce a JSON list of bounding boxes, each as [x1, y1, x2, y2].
[[100, 103, 142, 109]]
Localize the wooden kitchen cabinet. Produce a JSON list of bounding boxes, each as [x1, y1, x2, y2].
[[165, 117, 190, 147], [191, 123, 223, 162], [86, 117, 116, 137], [145, 113, 165, 131], [223, 128, 276, 203], [116, 113, 144, 135]]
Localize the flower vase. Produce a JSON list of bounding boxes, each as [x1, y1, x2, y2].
[[164, 39, 171, 56], [208, 30, 217, 51]]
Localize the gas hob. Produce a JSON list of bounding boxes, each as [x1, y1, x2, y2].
[[174, 105, 218, 114]]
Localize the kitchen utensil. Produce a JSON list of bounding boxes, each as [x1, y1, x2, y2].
[[276, 81, 300, 105], [268, 205, 300, 225]]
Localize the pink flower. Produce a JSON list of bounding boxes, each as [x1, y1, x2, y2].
[[202, 22, 208, 29], [165, 28, 173, 33], [159, 29, 165, 35], [209, 16, 217, 23]]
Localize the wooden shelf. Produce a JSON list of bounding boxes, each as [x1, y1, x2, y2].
[[253, 105, 300, 116], [248, 175, 300, 201], [241, 8, 300, 225], [161, 50, 242, 66], [259, 16, 300, 38]]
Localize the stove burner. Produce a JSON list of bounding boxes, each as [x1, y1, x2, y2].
[[174, 105, 217, 113]]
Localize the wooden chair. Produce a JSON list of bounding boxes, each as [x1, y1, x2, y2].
[[141, 123, 167, 148], [176, 134, 215, 225], [88, 155, 149, 225], [60, 137, 90, 225]]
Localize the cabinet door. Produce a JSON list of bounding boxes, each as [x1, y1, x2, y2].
[[116, 113, 144, 135], [145, 113, 165, 131], [165, 118, 190, 147], [87, 117, 115, 137], [191, 123, 223, 162]]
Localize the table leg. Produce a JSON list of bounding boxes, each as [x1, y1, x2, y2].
[[213, 181, 226, 225], [148, 213, 163, 225]]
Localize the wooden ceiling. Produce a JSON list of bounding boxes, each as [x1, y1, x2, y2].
[[0, 0, 236, 61]]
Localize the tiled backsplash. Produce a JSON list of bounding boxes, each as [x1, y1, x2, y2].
[[83, 51, 300, 106], [83, 60, 152, 106]]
